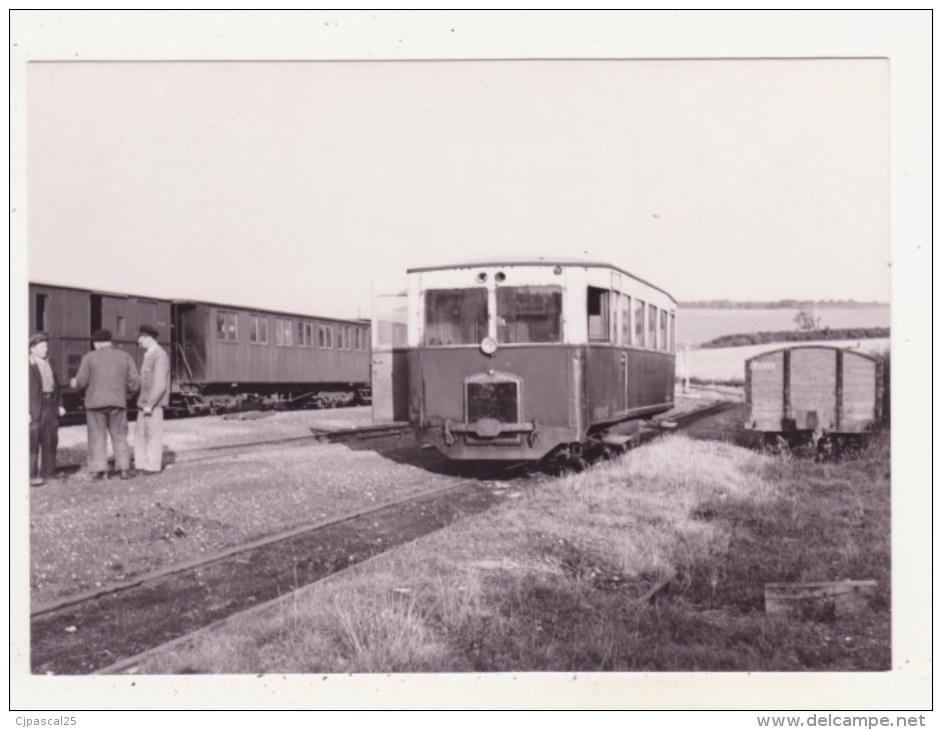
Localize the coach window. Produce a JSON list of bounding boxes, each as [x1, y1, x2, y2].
[[274, 319, 293, 347], [425, 288, 487, 346], [587, 287, 611, 342], [35, 293, 48, 332], [670, 312, 676, 353], [216, 311, 238, 342], [319, 324, 333, 349], [634, 299, 645, 347], [249, 315, 269, 345], [496, 286, 562, 344], [648, 304, 658, 350], [298, 321, 314, 348]]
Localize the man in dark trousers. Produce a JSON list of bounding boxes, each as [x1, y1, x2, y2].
[[71, 329, 141, 480], [29, 332, 66, 486], [133, 324, 171, 474]]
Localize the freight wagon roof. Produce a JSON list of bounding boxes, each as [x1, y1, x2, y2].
[[406, 257, 676, 303], [745, 345, 881, 364]]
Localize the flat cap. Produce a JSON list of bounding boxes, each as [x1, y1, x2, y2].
[[29, 332, 49, 347], [91, 329, 113, 343], [137, 324, 159, 339]]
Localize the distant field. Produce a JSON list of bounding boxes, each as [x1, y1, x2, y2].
[[682, 338, 890, 383], [676, 306, 890, 347]]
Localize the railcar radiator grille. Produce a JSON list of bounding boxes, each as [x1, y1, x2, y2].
[[466, 381, 518, 423]]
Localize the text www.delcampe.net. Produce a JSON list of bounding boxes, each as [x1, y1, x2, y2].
[[757, 716, 927, 728]]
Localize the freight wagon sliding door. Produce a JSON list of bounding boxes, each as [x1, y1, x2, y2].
[[371, 294, 409, 423]]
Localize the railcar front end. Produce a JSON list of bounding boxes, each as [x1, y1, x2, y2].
[[406, 259, 677, 461]]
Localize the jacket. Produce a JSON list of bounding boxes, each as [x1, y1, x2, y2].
[[29, 358, 61, 422], [137, 345, 171, 409], [73, 346, 141, 410]]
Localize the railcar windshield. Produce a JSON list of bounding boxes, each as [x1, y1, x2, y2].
[[496, 286, 562, 344], [425, 288, 487, 346]]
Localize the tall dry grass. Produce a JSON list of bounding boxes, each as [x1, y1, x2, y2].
[[135, 434, 890, 674]]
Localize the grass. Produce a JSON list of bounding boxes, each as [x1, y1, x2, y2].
[[133, 434, 891, 674]]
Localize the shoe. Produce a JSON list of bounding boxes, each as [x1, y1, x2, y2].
[[30, 477, 44, 487], [91, 472, 106, 480], [119, 470, 136, 480]]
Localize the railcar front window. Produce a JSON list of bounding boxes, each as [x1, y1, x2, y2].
[[496, 286, 562, 344], [425, 289, 487, 346]]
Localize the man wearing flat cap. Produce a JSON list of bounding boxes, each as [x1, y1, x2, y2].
[[29, 333, 66, 486], [70, 329, 140, 480], [134, 324, 171, 474]]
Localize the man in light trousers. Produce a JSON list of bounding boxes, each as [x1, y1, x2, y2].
[[134, 324, 171, 474]]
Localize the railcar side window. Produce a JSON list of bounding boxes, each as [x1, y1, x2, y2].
[[425, 289, 487, 346], [587, 287, 611, 342], [659, 309, 668, 352], [634, 299, 645, 347], [249, 315, 269, 345], [670, 312, 676, 353], [619, 294, 631, 345], [648, 304, 658, 350], [216, 311, 238, 342], [496, 286, 562, 344]]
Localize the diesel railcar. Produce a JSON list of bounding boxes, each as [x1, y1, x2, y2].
[[744, 345, 884, 448], [400, 258, 677, 464], [28, 282, 371, 414]]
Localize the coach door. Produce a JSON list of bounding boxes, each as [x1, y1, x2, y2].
[[371, 293, 409, 423]]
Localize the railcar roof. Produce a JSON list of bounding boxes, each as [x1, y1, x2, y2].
[[406, 257, 676, 303]]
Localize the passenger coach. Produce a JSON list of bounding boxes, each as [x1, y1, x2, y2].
[[405, 258, 677, 462]]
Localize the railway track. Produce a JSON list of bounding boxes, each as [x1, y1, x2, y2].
[[31, 400, 735, 675], [54, 422, 412, 475]]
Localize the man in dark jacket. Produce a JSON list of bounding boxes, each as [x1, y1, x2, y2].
[[71, 329, 141, 480], [29, 332, 66, 486]]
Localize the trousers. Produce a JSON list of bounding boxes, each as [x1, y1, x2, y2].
[[86, 407, 131, 473], [30, 393, 60, 478], [133, 407, 165, 472]]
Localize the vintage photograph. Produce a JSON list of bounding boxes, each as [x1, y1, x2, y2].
[[11, 10, 930, 714]]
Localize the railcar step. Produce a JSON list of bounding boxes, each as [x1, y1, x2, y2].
[[602, 433, 637, 447]]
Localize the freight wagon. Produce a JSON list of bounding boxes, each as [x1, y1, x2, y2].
[[744, 345, 884, 448]]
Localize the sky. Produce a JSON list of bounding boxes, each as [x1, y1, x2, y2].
[[27, 58, 890, 320]]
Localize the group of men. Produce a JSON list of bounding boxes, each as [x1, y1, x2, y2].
[[28, 325, 171, 486]]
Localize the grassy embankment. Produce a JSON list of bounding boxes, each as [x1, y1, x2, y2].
[[133, 432, 890, 674]]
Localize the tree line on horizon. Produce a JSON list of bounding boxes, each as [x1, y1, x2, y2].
[[679, 299, 888, 309]]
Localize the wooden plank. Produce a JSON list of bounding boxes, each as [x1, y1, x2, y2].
[[764, 580, 877, 620]]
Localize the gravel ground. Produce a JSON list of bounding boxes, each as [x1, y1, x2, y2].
[[30, 430, 455, 607], [32, 397, 734, 608], [53, 406, 377, 467]]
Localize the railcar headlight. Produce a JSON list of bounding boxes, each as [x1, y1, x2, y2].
[[480, 337, 498, 355]]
